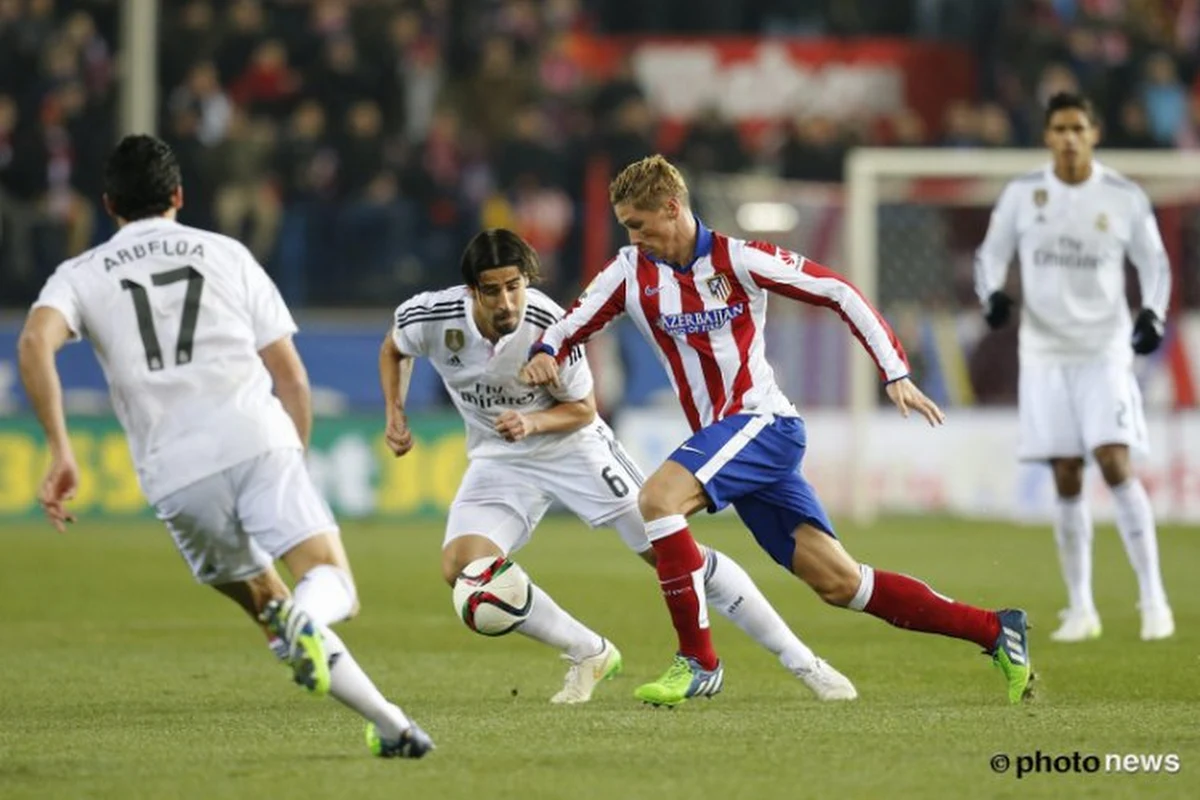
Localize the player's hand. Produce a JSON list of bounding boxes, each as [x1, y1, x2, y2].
[[983, 291, 1014, 329], [1132, 308, 1164, 355], [886, 377, 945, 427], [385, 409, 414, 457], [495, 410, 537, 442], [520, 352, 560, 388], [39, 454, 79, 533]]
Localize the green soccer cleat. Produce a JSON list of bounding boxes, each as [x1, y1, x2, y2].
[[633, 654, 723, 708], [259, 598, 331, 697], [991, 608, 1034, 704]]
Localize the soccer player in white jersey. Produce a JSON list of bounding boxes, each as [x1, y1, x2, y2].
[[16, 135, 432, 757], [379, 228, 856, 704], [975, 92, 1174, 643], [522, 155, 1034, 707]]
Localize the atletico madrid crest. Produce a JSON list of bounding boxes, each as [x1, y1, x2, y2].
[[705, 274, 732, 302]]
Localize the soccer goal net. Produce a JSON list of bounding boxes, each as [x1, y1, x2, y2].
[[686, 150, 1200, 524]]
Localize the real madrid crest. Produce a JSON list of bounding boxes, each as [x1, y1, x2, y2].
[[444, 328, 465, 352], [1033, 189, 1048, 207], [1095, 212, 1108, 232]]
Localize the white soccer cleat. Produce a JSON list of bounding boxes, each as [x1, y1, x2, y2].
[[794, 658, 857, 701], [1049, 609, 1102, 643], [550, 639, 623, 704], [1140, 605, 1175, 641]]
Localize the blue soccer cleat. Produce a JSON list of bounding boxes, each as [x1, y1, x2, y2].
[[991, 608, 1034, 704]]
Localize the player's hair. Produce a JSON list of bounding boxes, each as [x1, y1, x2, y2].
[[608, 154, 689, 210], [103, 134, 182, 221], [460, 228, 542, 287], [1043, 92, 1097, 128]]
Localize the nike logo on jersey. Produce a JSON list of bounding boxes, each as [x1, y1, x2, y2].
[[644, 285, 663, 296], [678, 445, 705, 455]]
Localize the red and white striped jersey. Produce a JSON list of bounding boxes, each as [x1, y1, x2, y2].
[[538, 223, 910, 432]]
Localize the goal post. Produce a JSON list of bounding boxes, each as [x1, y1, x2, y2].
[[844, 148, 1200, 524]]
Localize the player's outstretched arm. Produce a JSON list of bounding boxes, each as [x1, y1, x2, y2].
[[260, 335, 312, 449], [885, 377, 945, 427], [742, 242, 910, 383], [17, 307, 78, 532], [495, 392, 598, 442], [379, 334, 415, 457]]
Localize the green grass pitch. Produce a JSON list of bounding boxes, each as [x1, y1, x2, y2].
[[1, 514, 1197, 799]]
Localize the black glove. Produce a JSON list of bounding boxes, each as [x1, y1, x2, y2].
[[983, 291, 1014, 329], [1132, 308, 1164, 355]]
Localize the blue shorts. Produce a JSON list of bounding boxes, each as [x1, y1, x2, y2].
[[667, 414, 836, 568]]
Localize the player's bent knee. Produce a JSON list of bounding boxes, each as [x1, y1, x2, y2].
[[442, 535, 504, 586]]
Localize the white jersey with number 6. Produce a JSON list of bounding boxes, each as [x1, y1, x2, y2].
[[31, 216, 302, 503]]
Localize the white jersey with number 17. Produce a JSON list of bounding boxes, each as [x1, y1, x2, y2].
[[31, 216, 302, 503]]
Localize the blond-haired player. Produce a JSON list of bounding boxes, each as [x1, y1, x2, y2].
[[523, 154, 1033, 707]]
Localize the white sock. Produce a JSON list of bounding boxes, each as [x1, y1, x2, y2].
[[1054, 494, 1096, 615], [702, 548, 816, 672], [1110, 478, 1170, 610], [293, 565, 357, 628], [515, 584, 603, 660], [319, 626, 412, 739]]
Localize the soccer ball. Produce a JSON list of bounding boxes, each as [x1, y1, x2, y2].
[[452, 556, 533, 636]]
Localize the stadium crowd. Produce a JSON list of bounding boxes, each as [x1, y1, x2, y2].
[[2, 0, 1199, 307]]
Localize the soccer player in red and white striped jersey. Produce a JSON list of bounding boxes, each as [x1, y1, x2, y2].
[[522, 155, 1033, 706]]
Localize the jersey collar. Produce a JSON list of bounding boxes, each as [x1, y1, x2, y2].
[[1045, 160, 1104, 190], [651, 215, 714, 273], [111, 216, 179, 241]]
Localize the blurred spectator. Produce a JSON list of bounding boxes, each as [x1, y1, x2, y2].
[[217, 0, 267, 84], [212, 108, 280, 262], [677, 107, 750, 175], [780, 116, 848, 181], [1140, 51, 1190, 146], [940, 100, 981, 148], [230, 39, 301, 117], [1108, 98, 1161, 149], [977, 102, 1015, 148], [168, 62, 233, 147], [161, 1, 219, 90]]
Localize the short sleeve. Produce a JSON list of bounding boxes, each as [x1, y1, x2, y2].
[[549, 344, 594, 403], [31, 265, 84, 341], [391, 294, 433, 357], [244, 254, 298, 349]]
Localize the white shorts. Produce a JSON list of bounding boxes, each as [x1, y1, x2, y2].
[[153, 448, 339, 585], [1018, 360, 1148, 461], [445, 428, 646, 555]]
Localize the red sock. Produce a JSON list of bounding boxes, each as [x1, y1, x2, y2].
[[863, 569, 1001, 650], [650, 525, 719, 670]]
